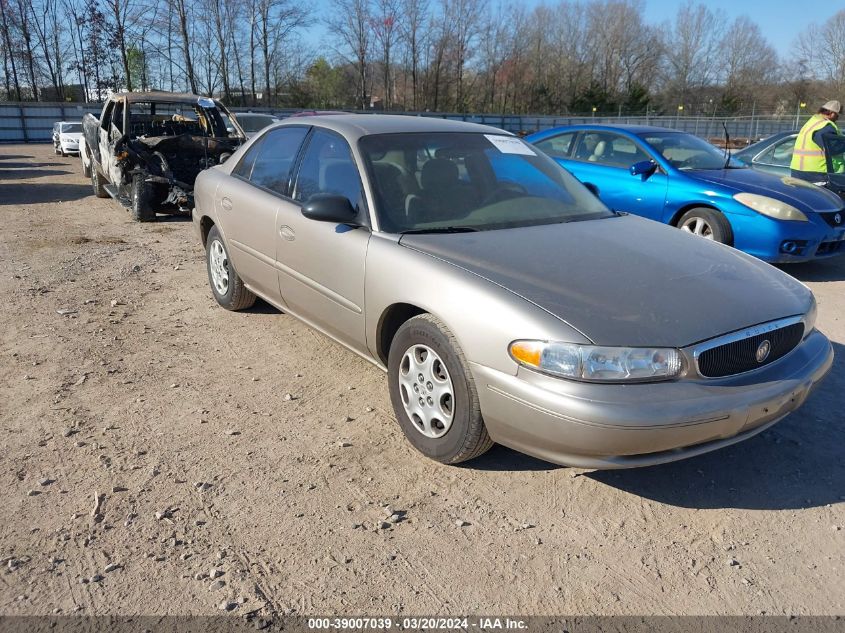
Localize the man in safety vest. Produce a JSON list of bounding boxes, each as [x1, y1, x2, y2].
[[791, 100, 841, 184]]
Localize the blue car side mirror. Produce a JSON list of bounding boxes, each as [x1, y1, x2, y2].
[[630, 160, 658, 179]]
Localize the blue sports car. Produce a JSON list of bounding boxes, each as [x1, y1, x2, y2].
[[526, 125, 845, 262]]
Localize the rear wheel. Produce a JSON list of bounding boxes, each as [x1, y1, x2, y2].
[[677, 207, 732, 245], [91, 167, 109, 198], [206, 225, 256, 311], [388, 314, 493, 464], [130, 173, 156, 222]]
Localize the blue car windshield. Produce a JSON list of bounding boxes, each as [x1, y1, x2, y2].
[[359, 132, 613, 233], [639, 131, 745, 170]]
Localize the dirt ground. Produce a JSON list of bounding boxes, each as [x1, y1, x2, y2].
[[0, 143, 843, 619]]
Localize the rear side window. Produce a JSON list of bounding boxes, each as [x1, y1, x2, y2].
[[237, 126, 309, 196], [293, 129, 363, 209]]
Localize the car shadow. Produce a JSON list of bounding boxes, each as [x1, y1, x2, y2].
[[0, 182, 91, 205], [154, 213, 192, 223], [243, 297, 283, 315], [0, 168, 72, 181], [780, 256, 845, 282], [0, 154, 34, 161], [587, 340, 845, 511], [468, 444, 563, 472], [0, 160, 65, 170]]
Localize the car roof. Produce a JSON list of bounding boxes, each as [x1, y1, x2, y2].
[[544, 124, 682, 135], [116, 91, 217, 104], [275, 114, 511, 140]]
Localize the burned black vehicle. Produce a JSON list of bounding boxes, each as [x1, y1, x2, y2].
[[80, 92, 245, 221]]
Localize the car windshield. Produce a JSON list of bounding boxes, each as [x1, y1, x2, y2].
[[62, 123, 82, 133], [237, 114, 276, 132], [359, 132, 613, 233], [639, 131, 745, 170]]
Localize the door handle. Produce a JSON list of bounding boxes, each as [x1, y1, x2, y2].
[[221, 197, 233, 211], [279, 225, 295, 241]]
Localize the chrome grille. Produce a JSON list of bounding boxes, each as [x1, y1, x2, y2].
[[697, 323, 805, 378]]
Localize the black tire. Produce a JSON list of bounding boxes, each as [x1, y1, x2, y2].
[[130, 173, 156, 222], [387, 314, 493, 464], [91, 166, 109, 198], [677, 207, 733, 245], [205, 225, 256, 311]]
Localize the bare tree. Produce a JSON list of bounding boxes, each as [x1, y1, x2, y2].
[[0, 0, 22, 100], [661, 1, 725, 108], [371, 0, 399, 109], [254, 0, 309, 106], [796, 9, 845, 94], [326, 0, 372, 109]]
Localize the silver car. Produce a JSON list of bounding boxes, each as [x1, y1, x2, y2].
[[191, 115, 833, 469]]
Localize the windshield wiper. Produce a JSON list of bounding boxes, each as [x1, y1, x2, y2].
[[400, 226, 479, 234]]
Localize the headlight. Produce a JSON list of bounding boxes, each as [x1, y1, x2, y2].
[[509, 341, 683, 383], [733, 193, 808, 222]]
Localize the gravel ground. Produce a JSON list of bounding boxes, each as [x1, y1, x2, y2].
[[0, 144, 843, 618]]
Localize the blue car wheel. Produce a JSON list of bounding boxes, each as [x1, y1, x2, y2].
[[677, 207, 733, 244]]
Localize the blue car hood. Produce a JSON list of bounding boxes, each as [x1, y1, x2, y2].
[[689, 168, 844, 213], [400, 214, 811, 348]]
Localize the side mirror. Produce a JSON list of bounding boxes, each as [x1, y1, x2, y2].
[[583, 182, 600, 198], [301, 194, 358, 224], [630, 160, 658, 179]]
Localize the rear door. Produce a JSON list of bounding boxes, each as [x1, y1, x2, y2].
[[215, 126, 309, 302], [275, 127, 371, 353]]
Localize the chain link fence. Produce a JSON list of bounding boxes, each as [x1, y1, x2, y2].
[[0, 101, 801, 144]]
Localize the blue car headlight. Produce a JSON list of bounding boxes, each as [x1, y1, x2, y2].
[[509, 341, 683, 383], [733, 193, 808, 222]]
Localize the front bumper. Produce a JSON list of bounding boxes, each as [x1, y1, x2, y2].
[[730, 211, 845, 262], [60, 141, 80, 153], [472, 330, 832, 469]]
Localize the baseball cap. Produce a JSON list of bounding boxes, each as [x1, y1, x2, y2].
[[822, 100, 841, 113]]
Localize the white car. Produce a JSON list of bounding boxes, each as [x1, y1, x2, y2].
[[53, 121, 83, 156]]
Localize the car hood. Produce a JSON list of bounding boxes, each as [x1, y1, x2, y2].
[[399, 215, 811, 347], [688, 168, 843, 213], [61, 133, 82, 141]]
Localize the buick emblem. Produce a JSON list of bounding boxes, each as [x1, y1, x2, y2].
[[756, 340, 771, 363]]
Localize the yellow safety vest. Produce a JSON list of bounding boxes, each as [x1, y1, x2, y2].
[[791, 114, 840, 173]]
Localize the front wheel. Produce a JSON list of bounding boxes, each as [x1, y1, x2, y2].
[[677, 207, 733, 245], [91, 167, 109, 198], [130, 173, 156, 222], [206, 225, 256, 311], [387, 314, 493, 464]]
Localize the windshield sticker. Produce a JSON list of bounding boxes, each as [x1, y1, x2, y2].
[[485, 135, 536, 156]]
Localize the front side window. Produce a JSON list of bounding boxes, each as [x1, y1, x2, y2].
[[360, 132, 613, 233], [247, 126, 309, 196], [293, 129, 363, 209], [758, 137, 795, 167]]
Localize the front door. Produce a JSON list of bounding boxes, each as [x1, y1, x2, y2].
[[276, 128, 371, 354], [566, 131, 668, 221]]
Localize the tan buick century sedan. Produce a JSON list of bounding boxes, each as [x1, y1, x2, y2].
[[191, 115, 832, 469]]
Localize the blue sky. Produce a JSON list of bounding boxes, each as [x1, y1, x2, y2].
[[306, 0, 816, 59]]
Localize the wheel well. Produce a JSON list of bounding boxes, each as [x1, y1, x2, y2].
[[669, 204, 733, 245], [377, 303, 425, 365], [200, 216, 215, 247]]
